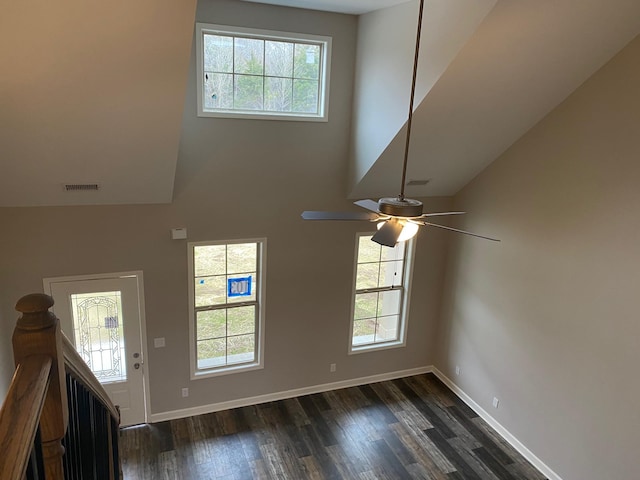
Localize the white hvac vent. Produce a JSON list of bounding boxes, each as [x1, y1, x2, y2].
[[64, 183, 100, 192], [406, 179, 430, 186]]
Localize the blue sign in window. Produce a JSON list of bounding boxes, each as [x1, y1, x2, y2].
[[228, 276, 252, 297]]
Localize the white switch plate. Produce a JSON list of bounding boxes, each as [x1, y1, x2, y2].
[[492, 397, 500, 408], [182, 388, 189, 397], [330, 363, 336, 372], [154, 337, 165, 348]]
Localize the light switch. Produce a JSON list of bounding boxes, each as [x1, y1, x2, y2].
[[154, 337, 166, 348]]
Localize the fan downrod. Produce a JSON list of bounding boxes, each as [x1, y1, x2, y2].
[[378, 197, 423, 217]]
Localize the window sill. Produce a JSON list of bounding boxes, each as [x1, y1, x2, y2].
[[349, 340, 406, 355], [197, 109, 328, 122], [191, 361, 263, 380]]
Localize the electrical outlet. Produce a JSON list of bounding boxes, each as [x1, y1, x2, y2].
[[455, 365, 461, 376], [330, 363, 336, 373], [182, 388, 189, 398], [492, 397, 499, 409]]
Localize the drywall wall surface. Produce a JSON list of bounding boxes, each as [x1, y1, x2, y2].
[[0, 194, 450, 415], [437, 34, 640, 479], [348, 1, 417, 190], [0, 0, 451, 417], [351, 0, 640, 200], [0, 0, 196, 206], [0, 299, 12, 401], [348, 0, 496, 194]]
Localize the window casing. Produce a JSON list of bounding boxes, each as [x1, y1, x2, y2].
[[349, 233, 415, 353], [188, 239, 266, 378], [196, 23, 331, 121]]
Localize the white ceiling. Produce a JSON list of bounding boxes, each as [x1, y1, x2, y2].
[[1, 0, 639, 207]]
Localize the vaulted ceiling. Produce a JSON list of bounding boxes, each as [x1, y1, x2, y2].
[[0, 0, 197, 206], [350, 0, 640, 199], [1, 0, 639, 207]]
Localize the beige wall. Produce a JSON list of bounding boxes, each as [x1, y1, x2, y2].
[[437, 35, 640, 479], [0, 302, 12, 400], [348, 0, 496, 198], [0, 0, 450, 415]]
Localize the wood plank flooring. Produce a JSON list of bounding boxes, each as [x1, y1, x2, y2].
[[120, 374, 547, 479]]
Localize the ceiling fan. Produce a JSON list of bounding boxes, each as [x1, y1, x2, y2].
[[301, 0, 500, 247]]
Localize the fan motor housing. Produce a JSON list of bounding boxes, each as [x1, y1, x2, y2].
[[378, 197, 423, 217]]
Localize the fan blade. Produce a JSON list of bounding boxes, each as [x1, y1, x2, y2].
[[421, 221, 500, 242], [354, 199, 380, 212], [420, 211, 466, 217], [301, 211, 379, 221], [372, 218, 403, 247]]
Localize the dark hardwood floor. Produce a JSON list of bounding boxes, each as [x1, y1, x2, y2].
[[120, 374, 547, 479]]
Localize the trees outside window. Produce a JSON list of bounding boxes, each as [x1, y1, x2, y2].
[[196, 24, 331, 121]]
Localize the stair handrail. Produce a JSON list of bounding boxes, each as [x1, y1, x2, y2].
[[0, 354, 52, 480]]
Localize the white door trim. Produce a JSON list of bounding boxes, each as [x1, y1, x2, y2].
[[43, 270, 151, 425]]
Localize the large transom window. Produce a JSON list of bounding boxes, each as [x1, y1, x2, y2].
[[350, 234, 414, 353], [196, 23, 331, 121], [188, 239, 266, 378]]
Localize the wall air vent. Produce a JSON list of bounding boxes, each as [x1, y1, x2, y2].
[[406, 179, 430, 186], [64, 183, 100, 192]]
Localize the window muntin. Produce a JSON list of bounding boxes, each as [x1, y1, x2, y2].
[[196, 23, 331, 121], [350, 234, 414, 352], [188, 239, 266, 377]]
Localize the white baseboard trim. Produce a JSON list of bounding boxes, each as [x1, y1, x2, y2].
[[431, 367, 562, 480], [149, 365, 433, 423]]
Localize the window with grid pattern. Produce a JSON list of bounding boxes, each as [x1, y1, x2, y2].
[[188, 239, 266, 377], [196, 23, 331, 121], [350, 234, 414, 352]]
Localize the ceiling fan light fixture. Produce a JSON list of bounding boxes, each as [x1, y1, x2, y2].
[[378, 197, 423, 217], [398, 221, 419, 242], [376, 219, 420, 243]]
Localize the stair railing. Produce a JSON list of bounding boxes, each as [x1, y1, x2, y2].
[[0, 293, 122, 480]]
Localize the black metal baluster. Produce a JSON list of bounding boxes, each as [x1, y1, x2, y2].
[[94, 398, 109, 477], [61, 370, 121, 479], [25, 428, 45, 480], [112, 415, 121, 480], [65, 374, 82, 480]]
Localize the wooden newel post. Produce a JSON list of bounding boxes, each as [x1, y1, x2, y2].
[[14, 294, 68, 480]]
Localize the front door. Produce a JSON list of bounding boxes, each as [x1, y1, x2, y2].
[[44, 272, 147, 426]]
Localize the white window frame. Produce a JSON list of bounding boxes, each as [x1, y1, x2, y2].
[[348, 233, 415, 354], [188, 238, 267, 379], [196, 23, 331, 122]]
